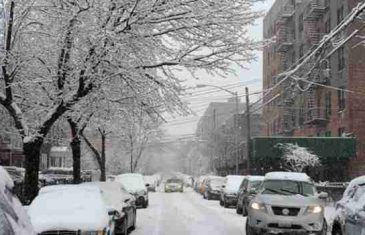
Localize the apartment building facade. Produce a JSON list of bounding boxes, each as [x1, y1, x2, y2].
[[263, 0, 365, 177]]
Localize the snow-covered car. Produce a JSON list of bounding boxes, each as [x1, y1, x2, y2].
[[246, 172, 328, 235], [165, 178, 184, 193], [0, 166, 35, 235], [28, 184, 116, 234], [115, 173, 149, 208], [236, 175, 264, 216], [144, 175, 157, 192], [202, 176, 224, 200], [331, 175, 365, 235], [219, 175, 245, 208], [84, 182, 137, 235]]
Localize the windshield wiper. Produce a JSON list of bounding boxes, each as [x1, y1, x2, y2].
[[264, 188, 286, 195], [279, 188, 308, 197]]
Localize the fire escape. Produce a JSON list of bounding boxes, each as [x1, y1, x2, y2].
[[304, 88, 328, 126], [304, 0, 327, 45], [276, 2, 296, 135]]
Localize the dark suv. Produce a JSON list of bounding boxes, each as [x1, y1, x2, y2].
[[236, 176, 264, 216]]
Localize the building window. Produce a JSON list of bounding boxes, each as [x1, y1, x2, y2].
[[325, 92, 332, 118], [338, 47, 345, 71], [299, 13, 304, 32], [299, 44, 304, 58], [338, 127, 345, 137], [325, 18, 331, 33], [337, 6, 344, 25], [337, 88, 346, 111]]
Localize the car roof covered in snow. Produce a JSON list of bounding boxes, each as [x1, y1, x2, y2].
[[342, 175, 365, 198], [28, 184, 109, 233], [264, 172, 311, 183], [247, 176, 265, 182]]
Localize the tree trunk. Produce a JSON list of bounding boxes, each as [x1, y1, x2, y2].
[[68, 119, 82, 184], [23, 137, 43, 204], [100, 131, 106, 181]]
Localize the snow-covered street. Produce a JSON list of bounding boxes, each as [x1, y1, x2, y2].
[[133, 189, 246, 235]]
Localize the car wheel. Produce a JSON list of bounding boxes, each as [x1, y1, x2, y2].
[[242, 204, 248, 217], [332, 225, 342, 235], [219, 199, 223, 206], [236, 205, 243, 214], [245, 218, 257, 235], [130, 210, 136, 231], [224, 199, 229, 208]]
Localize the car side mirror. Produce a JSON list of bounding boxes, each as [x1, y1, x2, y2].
[[108, 209, 117, 216], [318, 192, 328, 200], [145, 184, 150, 187]]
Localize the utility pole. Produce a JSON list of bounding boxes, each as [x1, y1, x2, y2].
[[234, 92, 239, 175], [245, 87, 251, 174]]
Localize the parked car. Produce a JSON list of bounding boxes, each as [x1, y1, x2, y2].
[[165, 178, 184, 192], [0, 166, 35, 234], [28, 184, 116, 234], [116, 173, 149, 208], [331, 175, 365, 235], [236, 175, 264, 215], [84, 182, 137, 234], [144, 175, 158, 192], [38, 167, 73, 186], [202, 176, 224, 200], [219, 175, 245, 208], [246, 172, 328, 235]]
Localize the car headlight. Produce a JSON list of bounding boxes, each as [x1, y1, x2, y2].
[[307, 205, 323, 214], [251, 202, 266, 211]]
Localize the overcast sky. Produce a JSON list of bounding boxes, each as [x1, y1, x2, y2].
[[161, 0, 275, 142]]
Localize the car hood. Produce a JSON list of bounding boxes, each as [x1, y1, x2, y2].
[[256, 194, 323, 207]]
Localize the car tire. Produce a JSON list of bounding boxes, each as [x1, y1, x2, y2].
[[242, 204, 248, 217], [224, 199, 229, 208], [245, 218, 257, 235], [219, 199, 223, 206], [130, 210, 136, 231], [142, 200, 148, 208], [236, 205, 243, 214], [331, 224, 342, 235]]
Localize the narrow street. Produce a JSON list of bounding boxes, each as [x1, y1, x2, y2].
[[134, 189, 246, 235]]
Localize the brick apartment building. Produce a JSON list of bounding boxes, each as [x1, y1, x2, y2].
[[263, 0, 365, 177]]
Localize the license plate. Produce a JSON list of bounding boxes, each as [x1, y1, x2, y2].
[[278, 222, 292, 228]]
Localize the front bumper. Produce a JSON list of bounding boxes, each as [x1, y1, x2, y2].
[[207, 191, 221, 199], [224, 195, 238, 205], [248, 206, 325, 234]]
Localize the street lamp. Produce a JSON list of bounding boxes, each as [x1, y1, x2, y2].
[[196, 84, 240, 175]]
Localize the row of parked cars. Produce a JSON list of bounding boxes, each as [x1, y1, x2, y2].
[[196, 172, 365, 235], [0, 167, 155, 235]]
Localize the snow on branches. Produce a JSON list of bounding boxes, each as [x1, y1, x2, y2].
[[276, 143, 321, 173]]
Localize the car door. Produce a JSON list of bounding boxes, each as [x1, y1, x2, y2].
[[237, 179, 246, 206], [241, 179, 249, 205]]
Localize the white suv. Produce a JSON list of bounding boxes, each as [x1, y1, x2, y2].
[[246, 172, 328, 235]]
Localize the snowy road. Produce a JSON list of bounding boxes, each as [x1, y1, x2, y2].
[[132, 189, 246, 235]]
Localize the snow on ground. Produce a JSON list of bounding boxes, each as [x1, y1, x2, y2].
[[133, 188, 245, 235], [133, 187, 336, 235]]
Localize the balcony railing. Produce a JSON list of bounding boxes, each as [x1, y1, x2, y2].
[[304, 108, 329, 125], [304, 0, 327, 21]]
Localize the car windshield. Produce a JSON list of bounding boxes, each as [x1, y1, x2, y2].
[[249, 180, 263, 191], [210, 179, 224, 187], [261, 180, 315, 196], [166, 179, 182, 184], [116, 175, 145, 192]]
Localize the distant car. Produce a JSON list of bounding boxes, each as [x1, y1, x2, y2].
[[116, 173, 149, 208], [144, 175, 157, 192], [202, 176, 225, 200], [246, 172, 328, 235], [165, 178, 184, 193], [28, 185, 116, 234], [38, 167, 73, 186], [85, 182, 137, 234], [236, 176, 264, 215], [331, 175, 365, 235], [0, 166, 35, 234], [219, 175, 245, 208]]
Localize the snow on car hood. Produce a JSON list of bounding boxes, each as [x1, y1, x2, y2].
[[115, 174, 146, 193], [256, 194, 323, 207], [28, 186, 109, 233], [0, 167, 36, 235], [224, 176, 245, 193]]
